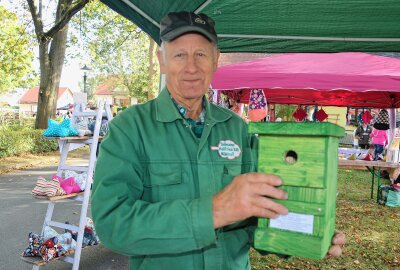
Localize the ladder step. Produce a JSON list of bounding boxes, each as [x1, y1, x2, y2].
[[33, 192, 84, 201], [73, 111, 97, 117], [47, 221, 79, 232], [20, 249, 75, 266], [20, 245, 97, 266], [60, 165, 89, 172]]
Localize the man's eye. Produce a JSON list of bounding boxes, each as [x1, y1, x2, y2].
[[197, 52, 206, 57], [175, 53, 184, 58]]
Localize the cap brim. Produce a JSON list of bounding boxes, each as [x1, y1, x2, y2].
[[161, 26, 217, 44]]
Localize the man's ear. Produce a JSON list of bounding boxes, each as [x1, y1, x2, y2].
[[213, 49, 221, 72], [157, 50, 166, 74]]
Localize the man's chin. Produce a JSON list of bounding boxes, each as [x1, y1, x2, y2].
[[182, 88, 206, 99]]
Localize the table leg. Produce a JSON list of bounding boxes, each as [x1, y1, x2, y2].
[[371, 167, 375, 199], [376, 167, 381, 203]]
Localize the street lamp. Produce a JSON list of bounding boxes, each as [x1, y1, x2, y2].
[[81, 64, 91, 94]]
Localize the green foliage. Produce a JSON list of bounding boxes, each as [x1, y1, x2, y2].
[[250, 169, 400, 269], [0, 128, 58, 158], [0, 5, 38, 94], [0, 113, 35, 128], [71, 1, 159, 103], [275, 105, 297, 121]]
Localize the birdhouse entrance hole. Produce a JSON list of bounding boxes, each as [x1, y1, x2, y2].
[[284, 150, 298, 164]]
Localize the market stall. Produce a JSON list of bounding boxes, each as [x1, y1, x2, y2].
[[211, 52, 400, 108], [211, 52, 400, 200], [100, 0, 400, 53]]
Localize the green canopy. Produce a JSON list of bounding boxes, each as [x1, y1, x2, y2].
[[100, 0, 400, 53]]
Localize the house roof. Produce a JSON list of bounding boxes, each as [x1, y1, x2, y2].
[[19, 86, 72, 104], [94, 77, 130, 96], [94, 81, 114, 95]]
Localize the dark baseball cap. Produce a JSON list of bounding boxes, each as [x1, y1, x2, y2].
[[160, 11, 218, 44]]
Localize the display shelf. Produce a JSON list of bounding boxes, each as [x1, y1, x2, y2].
[[20, 249, 75, 267], [21, 101, 112, 270], [33, 192, 84, 201]]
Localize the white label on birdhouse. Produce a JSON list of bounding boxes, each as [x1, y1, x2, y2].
[[269, 212, 314, 234]]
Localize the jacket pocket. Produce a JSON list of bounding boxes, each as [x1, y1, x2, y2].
[[221, 164, 242, 188], [143, 163, 187, 201]]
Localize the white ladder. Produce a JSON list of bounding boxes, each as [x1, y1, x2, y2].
[[25, 101, 112, 270]]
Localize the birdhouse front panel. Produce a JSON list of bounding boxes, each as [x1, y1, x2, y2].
[[248, 122, 345, 260]]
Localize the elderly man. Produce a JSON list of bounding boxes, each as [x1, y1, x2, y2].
[[91, 11, 345, 270]]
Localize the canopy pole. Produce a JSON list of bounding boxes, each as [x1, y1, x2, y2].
[[389, 108, 396, 143]]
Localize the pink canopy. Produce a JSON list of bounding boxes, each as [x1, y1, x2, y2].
[[211, 53, 400, 108]]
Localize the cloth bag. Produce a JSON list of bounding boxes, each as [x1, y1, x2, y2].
[[53, 175, 82, 194], [32, 176, 66, 197], [386, 190, 400, 207]]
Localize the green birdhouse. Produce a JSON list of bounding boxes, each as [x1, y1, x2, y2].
[[248, 122, 345, 260]]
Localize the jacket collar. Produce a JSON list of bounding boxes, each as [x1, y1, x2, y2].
[[155, 87, 232, 124]]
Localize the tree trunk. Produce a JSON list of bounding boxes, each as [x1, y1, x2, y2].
[[34, 1, 70, 129], [35, 25, 69, 128], [28, 0, 90, 129], [147, 38, 157, 100]]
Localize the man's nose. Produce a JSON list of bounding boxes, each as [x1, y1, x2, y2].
[[185, 56, 198, 73]]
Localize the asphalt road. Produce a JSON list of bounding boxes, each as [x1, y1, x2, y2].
[[0, 165, 129, 270]]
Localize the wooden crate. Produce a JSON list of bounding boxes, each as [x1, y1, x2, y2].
[[249, 122, 345, 259]]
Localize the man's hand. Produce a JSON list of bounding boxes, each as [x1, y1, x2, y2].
[[327, 231, 346, 257], [212, 173, 288, 228]]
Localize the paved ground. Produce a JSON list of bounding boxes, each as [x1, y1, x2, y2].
[[0, 159, 129, 270]]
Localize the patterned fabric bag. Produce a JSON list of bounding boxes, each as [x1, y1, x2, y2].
[[32, 176, 66, 197], [39, 237, 68, 262], [23, 233, 43, 257], [43, 118, 79, 137], [23, 227, 76, 261], [88, 118, 109, 136], [66, 218, 100, 248]]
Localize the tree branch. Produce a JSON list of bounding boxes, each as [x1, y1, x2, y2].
[[27, 0, 45, 41], [45, 0, 91, 39]]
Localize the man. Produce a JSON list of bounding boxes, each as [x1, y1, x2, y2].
[[91, 11, 345, 270], [354, 122, 372, 149]]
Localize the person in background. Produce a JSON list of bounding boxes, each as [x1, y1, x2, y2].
[[370, 109, 390, 160], [355, 122, 372, 149], [91, 11, 345, 270]]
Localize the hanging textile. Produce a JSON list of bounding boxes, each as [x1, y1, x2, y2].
[[248, 89, 267, 122], [207, 89, 219, 105], [362, 110, 373, 124], [293, 107, 307, 122], [374, 109, 390, 130], [315, 108, 329, 122]]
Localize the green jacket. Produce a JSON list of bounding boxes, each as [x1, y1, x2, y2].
[[92, 88, 257, 270]]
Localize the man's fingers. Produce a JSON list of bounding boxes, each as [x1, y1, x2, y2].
[[325, 231, 346, 259], [247, 173, 283, 186], [327, 245, 342, 257], [252, 196, 289, 217], [251, 182, 288, 200], [332, 231, 346, 246]]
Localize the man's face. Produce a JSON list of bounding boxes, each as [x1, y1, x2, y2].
[[158, 33, 220, 103]]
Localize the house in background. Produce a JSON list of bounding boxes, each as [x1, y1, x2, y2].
[[19, 86, 74, 116], [93, 79, 136, 107], [0, 88, 26, 108]]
